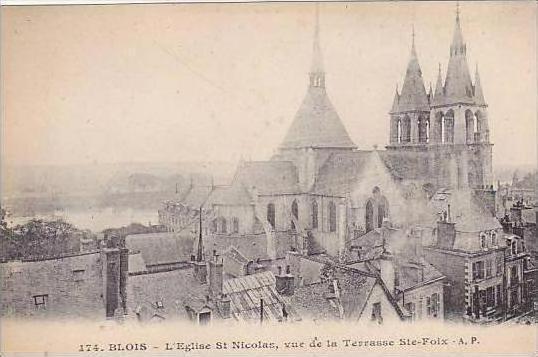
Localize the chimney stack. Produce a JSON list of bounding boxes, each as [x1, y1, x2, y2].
[[436, 207, 456, 249], [209, 252, 224, 297], [275, 265, 295, 296], [218, 293, 231, 319]]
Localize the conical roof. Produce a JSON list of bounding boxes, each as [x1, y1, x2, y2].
[[473, 65, 486, 106], [432, 64, 445, 105], [442, 11, 474, 105], [280, 87, 356, 149], [279, 7, 356, 150], [393, 32, 430, 112], [390, 85, 400, 113]]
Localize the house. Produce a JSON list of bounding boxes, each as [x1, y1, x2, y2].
[[1, 246, 128, 320]]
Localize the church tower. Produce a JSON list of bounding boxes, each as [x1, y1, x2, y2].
[[273, 5, 356, 192], [387, 6, 493, 195], [389, 28, 431, 146]]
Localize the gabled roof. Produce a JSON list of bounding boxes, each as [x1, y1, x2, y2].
[[205, 232, 294, 261], [279, 86, 357, 149], [232, 161, 299, 195]]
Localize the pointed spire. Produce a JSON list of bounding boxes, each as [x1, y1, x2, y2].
[[450, 1, 466, 57], [474, 63, 486, 105], [196, 206, 204, 262], [428, 82, 433, 103], [395, 26, 429, 112], [443, 3, 474, 105], [391, 84, 400, 113], [433, 63, 444, 104], [311, 3, 323, 73]]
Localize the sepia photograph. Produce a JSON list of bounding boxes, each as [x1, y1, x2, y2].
[[0, 0, 536, 354]]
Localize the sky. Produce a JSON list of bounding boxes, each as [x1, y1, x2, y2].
[[2, 1, 536, 168]]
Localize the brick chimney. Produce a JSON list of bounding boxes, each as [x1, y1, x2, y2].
[[218, 293, 231, 319], [102, 248, 122, 318], [436, 205, 456, 249], [209, 251, 223, 297], [275, 265, 295, 296]]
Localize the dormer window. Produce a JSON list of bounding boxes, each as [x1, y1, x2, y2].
[[491, 231, 497, 246], [155, 300, 164, 309], [479, 233, 487, 249]]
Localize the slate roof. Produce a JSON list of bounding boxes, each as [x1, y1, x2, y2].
[[287, 269, 378, 321], [312, 151, 373, 196], [232, 161, 300, 195], [127, 268, 209, 321], [180, 186, 213, 208], [379, 150, 431, 181], [125, 232, 194, 267], [206, 185, 253, 206], [128, 252, 148, 275], [391, 42, 430, 113], [205, 232, 294, 261], [433, 14, 478, 106], [429, 189, 501, 233], [222, 271, 292, 322], [279, 85, 356, 149]]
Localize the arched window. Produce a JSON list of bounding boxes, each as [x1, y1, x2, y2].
[[465, 109, 474, 143], [444, 110, 454, 143], [402, 115, 411, 143], [491, 231, 497, 246], [211, 218, 217, 233], [267, 203, 275, 229], [328, 202, 337, 233], [397, 118, 402, 143], [365, 200, 374, 233], [291, 200, 298, 231], [311, 200, 318, 229], [220, 217, 227, 234], [377, 199, 386, 228], [418, 116, 429, 143], [436, 112, 444, 143], [232, 217, 239, 233]]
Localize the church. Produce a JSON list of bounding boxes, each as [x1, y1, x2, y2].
[[158, 6, 495, 262]]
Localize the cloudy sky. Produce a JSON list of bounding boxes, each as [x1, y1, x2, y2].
[[2, 1, 536, 168]]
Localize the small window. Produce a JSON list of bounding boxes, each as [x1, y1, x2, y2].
[[73, 269, 85, 282], [491, 232, 497, 246], [495, 255, 503, 276], [155, 300, 164, 309], [33, 294, 48, 309], [485, 260, 493, 278]]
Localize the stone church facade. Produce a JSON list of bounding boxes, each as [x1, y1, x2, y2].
[[159, 8, 496, 262]]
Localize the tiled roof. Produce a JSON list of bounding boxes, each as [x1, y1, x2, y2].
[[279, 86, 356, 149], [222, 271, 290, 322], [126, 232, 194, 267], [232, 161, 299, 195]]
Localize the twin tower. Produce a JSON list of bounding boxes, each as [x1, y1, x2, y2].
[[387, 8, 493, 191]]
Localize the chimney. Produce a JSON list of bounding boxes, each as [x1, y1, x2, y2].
[[102, 248, 121, 318], [378, 254, 396, 294], [209, 252, 223, 297], [275, 265, 295, 296], [436, 206, 456, 249], [412, 228, 423, 262], [218, 293, 231, 319]]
